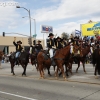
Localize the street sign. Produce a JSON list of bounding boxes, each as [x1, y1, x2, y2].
[[33, 34, 37, 38], [41, 25, 53, 33]]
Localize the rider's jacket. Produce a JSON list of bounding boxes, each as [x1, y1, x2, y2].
[[13, 41, 23, 52], [35, 44, 43, 51], [47, 38, 55, 48], [55, 41, 63, 49]]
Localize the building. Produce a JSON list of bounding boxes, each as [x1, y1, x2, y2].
[[0, 36, 44, 54]]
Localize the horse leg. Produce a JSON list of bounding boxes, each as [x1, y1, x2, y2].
[[11, 63, 15, 75], [94, 65, 98, 79], [70, 63, 73, 75], [47, 66, 51, 76], [82, 61, 86, 73], [23, 64, 27, 76], [38, 64, 43, 78], [60, 65, 66, 80], [0, 61, 2, 69], [61, 66, 66, 80], [64, 63, 69, 77], [55, 67, 59, 79], [68, 63, 73, 75], [76, 61, 80, 73], [22, 64, 26, 76], [53, 65, 56, 72]]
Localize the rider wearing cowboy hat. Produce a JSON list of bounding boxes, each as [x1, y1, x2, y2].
[[47, 33, 56, 65], [47, 33, 56, 49], [13, 37, 23, 65], [55, 36, 63, 49], [35, 40, 43, 53], [61, 38, 67, 47]]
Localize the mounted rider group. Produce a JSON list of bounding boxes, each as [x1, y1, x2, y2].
[[8, 33, 100, 78]]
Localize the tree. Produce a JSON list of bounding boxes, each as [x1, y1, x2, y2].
[[61, 32, 69, 39]]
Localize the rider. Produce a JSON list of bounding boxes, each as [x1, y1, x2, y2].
[[47, 33, 56, 66], [55, 37, 63, 49], [35, 40, 43, 54], [47, 33, 56, 57], [13, 37, 23, 65], [61, 38, 67, 47]]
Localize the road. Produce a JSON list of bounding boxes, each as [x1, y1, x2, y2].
[[0, 63, 99, 100]]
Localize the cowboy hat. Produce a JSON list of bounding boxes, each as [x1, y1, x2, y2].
[[38, 40, 41, 42], [17, 40, 22, 44], [48, 33, 54, 37], [56, 36, 61, 40]]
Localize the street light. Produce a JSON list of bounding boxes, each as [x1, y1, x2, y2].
[[16, 6, 32, 45], [22, 16, 36, 41]]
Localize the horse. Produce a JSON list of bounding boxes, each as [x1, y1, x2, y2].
[[75, 44, 91, 73], [58, 44, 80, 77], [92, 48, 100, 78], [0, 51, 3, 68], [53, 44, 79, 80], [37, 51, 51, 78], [9, 51, 29, 76]]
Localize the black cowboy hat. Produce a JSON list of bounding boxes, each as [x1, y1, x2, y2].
[[17, 40, 22, 44], [38, 40, 41, 42], [56, 36, 61, 40], [48, 33, 54, 37]]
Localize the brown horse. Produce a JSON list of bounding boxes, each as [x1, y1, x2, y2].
[[37, 51, 51, 78], [75, 45, 91, 73], [54, 44, 76, 80]]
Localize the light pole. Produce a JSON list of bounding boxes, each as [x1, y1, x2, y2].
[[22, 16, 36, 41], [16, 6, 32, 45]]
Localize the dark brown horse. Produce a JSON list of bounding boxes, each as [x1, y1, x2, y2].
[[75, 45, 91, 73], [0, 51, 3, 68], [92, 48, 100, 78], [9, 51, 29, 76]]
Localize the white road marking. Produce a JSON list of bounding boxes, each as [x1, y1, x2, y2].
[[0, 91, 37, 100]]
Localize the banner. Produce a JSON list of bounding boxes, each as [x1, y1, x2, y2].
[[41, 25, 53, 33], [81, 22, 100, 36]]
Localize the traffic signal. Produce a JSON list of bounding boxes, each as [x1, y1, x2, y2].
[[33, 40, 36, 45], [2, 32, 5, 37], [46, 39, 49, 47], [28, 37, 32, 45]]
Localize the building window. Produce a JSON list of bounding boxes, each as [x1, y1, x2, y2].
[[3, 46, 9, 54]]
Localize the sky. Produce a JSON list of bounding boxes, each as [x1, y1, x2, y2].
[[0, 0, 100, 39]]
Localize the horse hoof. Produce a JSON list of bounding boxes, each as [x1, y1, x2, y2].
[[85, 72, 87, 74], [12, 74, 15, 76], [55, 77, 58, 80], [64, 78, 67, 81], [76, 71, 78, 73], [95, 76, 98, 79]]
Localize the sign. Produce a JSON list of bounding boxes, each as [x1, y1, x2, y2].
[[33, 34, 37, 38], [81, 22, 100, 36], [41, 25, 53, 33]]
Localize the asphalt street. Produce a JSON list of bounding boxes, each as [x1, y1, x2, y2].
[[0, 63, 99, 100]]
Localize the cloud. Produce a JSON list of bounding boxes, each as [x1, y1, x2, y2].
[[0, 0, 21, 28], [53, 17, 100, 36], [32, 0, 100, 22]]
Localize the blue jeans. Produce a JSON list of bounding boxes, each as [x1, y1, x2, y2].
[[15, 52, 20, 58]]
